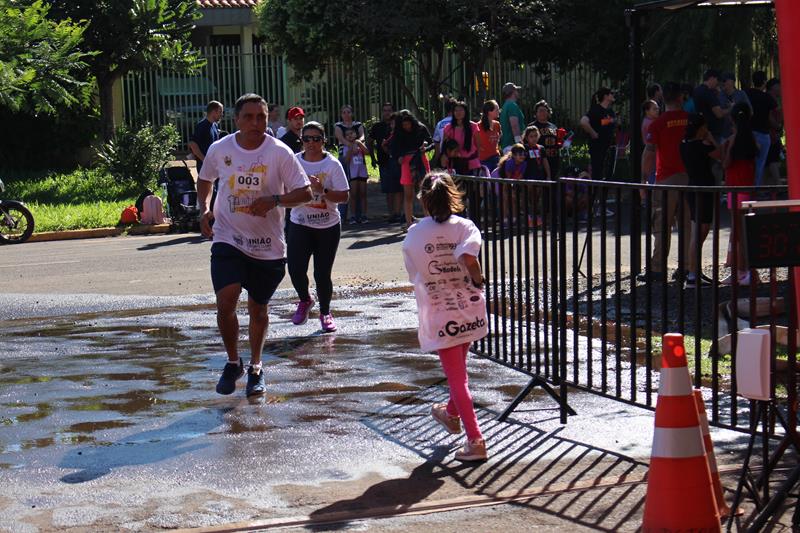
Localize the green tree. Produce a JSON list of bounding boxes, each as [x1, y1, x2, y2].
[[0, 0, 91, 114], [256, 0, 553, 122], [47, 0, 203, 141]]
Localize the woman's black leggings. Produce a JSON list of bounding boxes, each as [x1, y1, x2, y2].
[[287, 221, 341, 314]]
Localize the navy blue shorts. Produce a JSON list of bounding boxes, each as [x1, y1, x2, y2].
[[210, 242, 285, 305]]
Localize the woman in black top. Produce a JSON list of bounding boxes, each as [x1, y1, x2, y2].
[[679, 113, 719, 288], [389, 110, 433, 230]]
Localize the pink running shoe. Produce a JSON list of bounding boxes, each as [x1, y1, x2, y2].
[[292, 299, 314, 325], [320, 313, 337, 332]]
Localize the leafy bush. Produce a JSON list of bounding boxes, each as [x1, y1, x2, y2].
[[96, 122, 179, 192]]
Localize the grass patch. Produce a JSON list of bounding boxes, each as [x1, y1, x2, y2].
[[2, 169, 136, 232]]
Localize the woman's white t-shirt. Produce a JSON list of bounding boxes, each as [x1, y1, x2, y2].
[[198, 133, 310, 260], [402, 216, 488, 352], [290, 152, 350, 229]]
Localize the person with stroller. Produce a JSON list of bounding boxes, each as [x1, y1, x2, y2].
[[288, 122, 350, 332], [198, 93, 312, 397]]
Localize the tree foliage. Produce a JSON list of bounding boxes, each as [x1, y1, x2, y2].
[[0, 0, 92, 114], [256, 0, 554, 121], [46, 0, 204, 140]]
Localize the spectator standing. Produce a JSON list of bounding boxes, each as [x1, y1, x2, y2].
[[765, 78, 784, 185], [279, 107, 305, 154], [721, 103, 759, 286], [680, 113, 720, 289], [639, 82, 690, 282], [580, 87, 617, 180], [389, 110, 432, 231], [341, 128, 370, 223], [432, 97, 456, 168], [476, 100, 501, 172], [522, 125, 551, 180], [499, 82, 525, 152], [681, 83, 696, 113], [693, 69, 728, 142], [647, 83, 664, 112], [188, 100, 223, 172], [197, 93, 312, 397], [641, 100, 660, 184], [369, 102, 403, 223], [268, 103, 284, 135], [334, 105, 366, 222], [744, 71, 779, 187], [718, 72, 751, 142], [442, 101, 481, 175], [532, 100, 561, 178], [287, 122, 350, 332]]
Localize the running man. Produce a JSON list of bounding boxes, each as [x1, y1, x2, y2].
[[198, 93, 312, 397]]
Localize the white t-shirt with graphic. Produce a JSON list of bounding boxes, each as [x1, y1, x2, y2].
[[290, 152, 350, 229], [198, 133, 310, 260], [402, 216, 488, 352]]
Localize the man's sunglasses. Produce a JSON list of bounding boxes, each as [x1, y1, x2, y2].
[[302, 135, 324, 143]]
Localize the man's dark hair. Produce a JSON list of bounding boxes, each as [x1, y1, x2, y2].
[[752, 70, 768, 88], [268, 102, 279, 112], [646, 83, 662, 99], [234, 93, 267, 117], [534, 99, 552, 116], [207, 100, 223, 113], [593, 87, 612, 104], [382, 102, 394, 110], [662, 81, 683, 104], [766, 78, 780, 92], [703, 69, 720, 82]]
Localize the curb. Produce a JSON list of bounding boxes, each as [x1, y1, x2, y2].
[[27, 224, 172, 243]]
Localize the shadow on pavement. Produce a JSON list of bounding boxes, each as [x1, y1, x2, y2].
[[58, 407, 230, 483], [136, 234, 206, 251], [306, 384, 651, 532]]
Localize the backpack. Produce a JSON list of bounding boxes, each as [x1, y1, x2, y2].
[[140, 195, 165, 225], [120, 205, 138, 225]]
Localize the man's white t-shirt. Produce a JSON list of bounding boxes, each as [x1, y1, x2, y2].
[[198, 133, 310, 260], [402, 216, 488, 352], [290, 152, 350, 229]]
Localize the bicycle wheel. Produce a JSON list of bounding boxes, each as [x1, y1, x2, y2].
[[0, 201, 35, 244]]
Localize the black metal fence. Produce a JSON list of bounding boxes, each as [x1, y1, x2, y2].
[[458, 175, 795, 432]]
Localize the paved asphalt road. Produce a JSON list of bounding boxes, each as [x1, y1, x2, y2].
[[0, 226, 410, 297]]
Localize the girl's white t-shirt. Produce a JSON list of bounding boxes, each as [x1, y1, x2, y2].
[[198, 133, 310, 260], [402, 216, 488, 352], [290, 152, 350, 229]]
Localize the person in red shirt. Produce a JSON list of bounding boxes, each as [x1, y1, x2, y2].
[[640, 82, 690, 282]]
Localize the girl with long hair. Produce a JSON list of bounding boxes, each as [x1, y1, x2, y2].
[[389, 110, 433, 230], [477, 100, 502, 172], [442, 101, 481, 175]]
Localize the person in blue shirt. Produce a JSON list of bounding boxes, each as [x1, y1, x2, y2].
[[189, 100, 224, 171]]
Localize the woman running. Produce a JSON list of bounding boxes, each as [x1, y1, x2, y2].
[[288, 122, 350, 332]]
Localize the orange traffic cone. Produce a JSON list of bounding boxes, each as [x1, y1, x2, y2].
[[693, 389, 739, 519], [642, 333, 721, 532]]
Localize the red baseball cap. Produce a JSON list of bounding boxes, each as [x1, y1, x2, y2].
[[287, 107, 305, 119]]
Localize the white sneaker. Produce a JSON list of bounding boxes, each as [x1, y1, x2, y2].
[[454, 438, 488, 461], [721, 272, 751, 286]]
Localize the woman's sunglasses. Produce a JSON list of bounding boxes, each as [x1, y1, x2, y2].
[[302, 135, 324, 143]]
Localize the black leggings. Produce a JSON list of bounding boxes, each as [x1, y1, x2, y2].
[[287, 221, 341, 314]]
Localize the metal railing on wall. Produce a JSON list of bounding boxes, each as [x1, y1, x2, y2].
[[121, 46, 608, 149], [458, 174, 794, 434]]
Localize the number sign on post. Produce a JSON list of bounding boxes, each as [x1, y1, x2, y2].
[[744, 211, 800, 268]]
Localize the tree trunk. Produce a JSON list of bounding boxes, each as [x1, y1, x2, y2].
[[98, 75, 117, 142]]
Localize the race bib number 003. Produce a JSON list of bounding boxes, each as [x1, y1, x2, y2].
[[234, 173, 263, 193]]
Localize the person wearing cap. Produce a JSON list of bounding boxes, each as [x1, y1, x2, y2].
[[718, 72, 751, 142], [499, 82, 525, 152], [692, 69, 728, 142], [279, 107, 306, 154]]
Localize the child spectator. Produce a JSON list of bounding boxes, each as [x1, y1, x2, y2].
[[342, 127, 369, 224]]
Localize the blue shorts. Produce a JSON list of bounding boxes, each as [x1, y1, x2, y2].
[[210, 242, 285, 305]]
